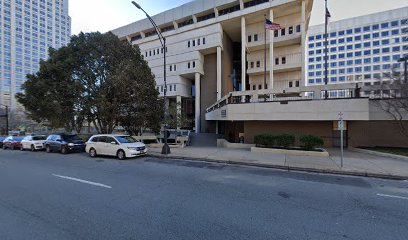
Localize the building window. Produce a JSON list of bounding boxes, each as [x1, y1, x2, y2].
[[275, 58, 279, 65], [193, 61, 196, 68], [198, 38, 201, 45], [295, 81, 300, 87], [192, 40, 195, 46], [258, 84, 262, 90], [188, 62, 190, 69], [296, 25, 301, 32], [289, 82, 293, 88], [170, 65, 172, 71], [203, 37, 206, 44], [253, 85, 256, 90], [282, 57, 286, 64], [274, 30, 278, 37], [256, 61, 260, 68], [248, 35, 252, 42], [289, 26, 293, 34], [254, 34, 258, 42], [281, 28, 285, 36], [250, 62, 254, 68]]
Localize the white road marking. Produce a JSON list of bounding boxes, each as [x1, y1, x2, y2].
[[377, 193, 408, 200], [52, 174, 112, 189]]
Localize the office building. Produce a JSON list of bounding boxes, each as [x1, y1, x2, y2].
[[307, 7, 408, 88], [0, 0, 71, 110]]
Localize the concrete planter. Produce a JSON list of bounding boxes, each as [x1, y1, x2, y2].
[[251, 147, 329, 157], [217, 139, 255, 149]]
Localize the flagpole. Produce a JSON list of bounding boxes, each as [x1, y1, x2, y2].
[[324, 0, 328, 99], [264, 15, 267, 90]]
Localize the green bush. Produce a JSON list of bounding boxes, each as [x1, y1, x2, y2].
[[254, 134, 276, 148], [299, 135, 324, 150], [275, 134, 295, 148]]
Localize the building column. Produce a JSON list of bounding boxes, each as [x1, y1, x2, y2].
[[195, 73, 201, 134], [301, 0, 306, 87], [241, 17, 247, 92], [176, 95, 182, 130], [217, 46, 222, 100], [269, 9, 274, 89]]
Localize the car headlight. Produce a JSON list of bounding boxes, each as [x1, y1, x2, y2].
[[68, 143, 75, 147], [127, 147, 138, 150]]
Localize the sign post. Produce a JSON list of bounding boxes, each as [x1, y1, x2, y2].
[[338, 112, 344, 168]]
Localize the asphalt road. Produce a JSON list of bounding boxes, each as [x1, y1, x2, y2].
[[0, 149, 407, 240]]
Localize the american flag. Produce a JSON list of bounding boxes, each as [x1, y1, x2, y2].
[[265, 19, 282, 30], [326, 7, 331, 24]]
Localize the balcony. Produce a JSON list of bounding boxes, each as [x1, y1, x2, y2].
[[247, 53, 302, 75]]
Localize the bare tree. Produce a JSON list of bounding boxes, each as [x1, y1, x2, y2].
[[373, 66, 408, 138]]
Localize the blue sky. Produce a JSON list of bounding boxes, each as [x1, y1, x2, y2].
[[69, 0, 408, 35]]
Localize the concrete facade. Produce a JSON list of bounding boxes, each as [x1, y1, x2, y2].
[[112, 0, 314, 133]]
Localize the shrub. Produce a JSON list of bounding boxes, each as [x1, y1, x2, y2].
[[275, 134, 295, 148], [300, 135, 324, 150], [254, 134, 276, 148]]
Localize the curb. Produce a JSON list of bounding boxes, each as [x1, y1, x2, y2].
[[147, 153, 408, 181], [350, 147, 408, 161]]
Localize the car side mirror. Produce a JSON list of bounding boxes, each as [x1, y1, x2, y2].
[[110, 142, 117, 145]]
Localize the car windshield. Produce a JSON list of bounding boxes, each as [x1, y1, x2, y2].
[[32, 136, 47, 140], [14, 137, 24, 141], [62, 135, 82, 141], [115, 136, 137, 143]]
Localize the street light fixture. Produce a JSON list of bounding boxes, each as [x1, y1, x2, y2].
[[131, 1, 170, 155]]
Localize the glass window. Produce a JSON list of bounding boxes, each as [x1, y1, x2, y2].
[[373, 57, 380, 62], [347, 45, 353, 50], [355, 59, 362, 64], [339, 76, 346, 82], [316, 35, 322, 40], [330, 40, 336, 45], [381, 31, 389, 37], [364, 58, 371, 63], [373, 65, 380, 71], [346, 29, 353, 34], [382, 39, 389, 45], [372, 32, 379, 38], [347, 37, 353, 42], [347, 68, 353, 73], [391, 29, 399, 35], [347, 53, 353, 58], [373, 49, 380, 54], [364, 66, 371, 72], [339, 68, 345, 74], [355, 51, 362, 57], [391, 21, 399, 27], [330, 32, 336, 37], [363, 34, 370, 40], [364, 50, 371, 55], [382, 56, 390, 61], [309, 43, 314, 48], [115, 136, 137, 143], [338, 38, 345, 43], [392, 46, 400, 52], [355, 43, 361, 49], [339, 61, 345, 66], [363, 26, 370, 32], [373, 41, 380, 46], [339, 53, 345, 59], [354, 27, 361, 33], [381, 22, 389, 29], [382, 48, 390, 53], [309, 36, 315, 41], [338, 30, 345, 36], [338, 46, 345, 51]]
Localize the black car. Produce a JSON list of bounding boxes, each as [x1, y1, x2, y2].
[[44, 134, 86, 154]]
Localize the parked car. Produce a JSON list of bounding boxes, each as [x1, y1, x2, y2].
[[86, 135, 147, 160], [2, 136, 25, 150], [44, 134, 86, 154], [20, 135, 47, 151]]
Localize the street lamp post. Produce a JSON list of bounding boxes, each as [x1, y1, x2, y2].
[[131, 1, 170, 155]]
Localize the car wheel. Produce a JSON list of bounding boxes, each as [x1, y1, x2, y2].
[[61, 146, 68, 154], [89, 148, 97, 158], [117, 150, 126, 160], [31, 145, 35, 152], [46, 145, 51, 153]]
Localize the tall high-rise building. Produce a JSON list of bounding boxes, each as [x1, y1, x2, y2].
[[0, 0, 71, 110], [306, 7, 408, 88]]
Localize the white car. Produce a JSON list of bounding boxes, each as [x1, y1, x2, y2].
[[21, 135, 47, 151], [85, 135, 147, 160]]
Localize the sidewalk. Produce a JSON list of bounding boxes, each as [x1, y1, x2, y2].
[[147, 146, 408, 180]]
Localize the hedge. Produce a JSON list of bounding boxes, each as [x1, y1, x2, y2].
[[275, 134, 295, 148], [299, 135, 324, 150], [254, 133, 276, 148]]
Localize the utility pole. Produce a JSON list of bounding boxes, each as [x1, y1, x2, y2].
[[0, 105, 8, 135], [324, 0, 329, 99]]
